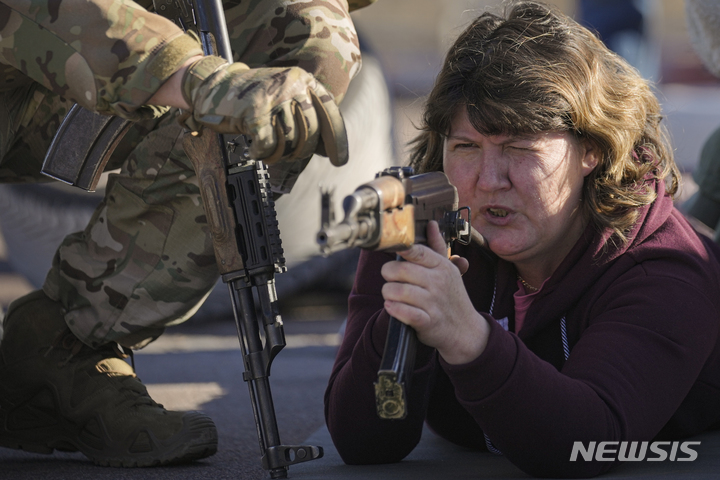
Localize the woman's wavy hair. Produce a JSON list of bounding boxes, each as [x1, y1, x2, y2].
[[409, 0, 679, 243]]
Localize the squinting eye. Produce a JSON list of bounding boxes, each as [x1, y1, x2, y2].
[[507, 146, 536, 154], [455, 143, 476, 149]]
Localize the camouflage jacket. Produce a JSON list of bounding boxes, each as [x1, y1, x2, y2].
[[0, 0, 374, 120]]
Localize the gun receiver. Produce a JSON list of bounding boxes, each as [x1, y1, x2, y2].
[[318, 166, 483, 420]]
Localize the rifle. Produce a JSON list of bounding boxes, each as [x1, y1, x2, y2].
[[317, 166, 484, 420], [43, 0, 325, 476], [173, 0, 325, 478]]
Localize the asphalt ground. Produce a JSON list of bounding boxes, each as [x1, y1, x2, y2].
[[3, 235, 720, 480], [0, 281, 347, 480]]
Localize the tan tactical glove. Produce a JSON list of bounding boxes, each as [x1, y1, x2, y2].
[[179, 55, 348, 166]]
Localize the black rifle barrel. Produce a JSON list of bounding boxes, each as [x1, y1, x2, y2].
[[193, 0, 233, 62]]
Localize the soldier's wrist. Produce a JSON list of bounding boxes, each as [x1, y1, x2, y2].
[[180, 56, 230, 110], [147, 55, 203, 109]]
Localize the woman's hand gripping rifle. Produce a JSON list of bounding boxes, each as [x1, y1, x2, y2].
[[317, 166, 485, 420]]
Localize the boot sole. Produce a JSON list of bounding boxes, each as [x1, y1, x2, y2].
[[85, 413, 219, 467], [0, 398, 218, 467]]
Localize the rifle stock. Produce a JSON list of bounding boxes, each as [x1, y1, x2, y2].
[[317, 166, 483, 419]]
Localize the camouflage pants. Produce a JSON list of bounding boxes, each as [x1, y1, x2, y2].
[[0, 84, 218, 349], [0, 0, 360, 349]]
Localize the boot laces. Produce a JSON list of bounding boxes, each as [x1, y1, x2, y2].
[[44, 329, 85, 366], [44, 329, 160, 409]]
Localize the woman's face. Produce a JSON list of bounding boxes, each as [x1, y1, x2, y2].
[[443, 109, 598, 274]]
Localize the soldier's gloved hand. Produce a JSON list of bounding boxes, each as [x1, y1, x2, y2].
[[179, 55, 348, 166]]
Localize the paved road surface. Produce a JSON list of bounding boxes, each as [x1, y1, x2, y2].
[[0, 302, 346, 479], [0, 225, 348, 479]]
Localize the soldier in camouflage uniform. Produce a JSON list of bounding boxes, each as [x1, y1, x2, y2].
[[0, 0, 376, 467]]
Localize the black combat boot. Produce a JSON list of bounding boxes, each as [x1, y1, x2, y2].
[[0, 290, 218, 466]]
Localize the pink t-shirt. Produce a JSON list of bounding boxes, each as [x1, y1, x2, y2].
[[513, 278, 549, 333]]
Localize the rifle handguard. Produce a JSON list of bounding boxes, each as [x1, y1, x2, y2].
[[183, 131, 245, 274], [318, 168, 473, 254]]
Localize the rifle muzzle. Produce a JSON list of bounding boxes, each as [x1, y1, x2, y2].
[[317, 186, 382, 254]]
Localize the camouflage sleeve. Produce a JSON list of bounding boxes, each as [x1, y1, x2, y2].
[[0, 0, 202, 119], [225, 0, 362, 104]]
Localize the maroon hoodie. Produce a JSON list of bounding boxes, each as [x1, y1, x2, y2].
[[324, 181, 720, 478]]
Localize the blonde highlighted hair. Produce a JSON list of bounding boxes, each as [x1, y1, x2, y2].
[[409, 1, 679, 243]]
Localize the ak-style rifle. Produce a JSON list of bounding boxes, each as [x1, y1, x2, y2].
[[317, 166, 484, 420], [165, 1, 325, 477]]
